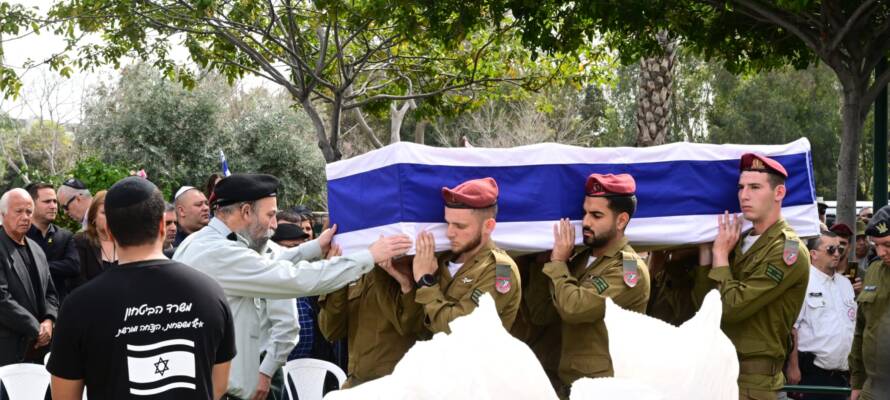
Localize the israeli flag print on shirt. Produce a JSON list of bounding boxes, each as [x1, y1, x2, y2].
[[127, 339, 197, 396]]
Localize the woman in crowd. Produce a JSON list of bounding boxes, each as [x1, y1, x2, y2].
[[72, 190, 117, 287]]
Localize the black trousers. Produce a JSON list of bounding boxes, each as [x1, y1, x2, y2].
[[798, 351, 850, 400]]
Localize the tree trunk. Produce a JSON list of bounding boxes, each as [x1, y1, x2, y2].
[[414, 119, 429, 144], [301, 97, 336, 163], [835, 81, 867, 232], [635, 31, 677, 147], [390, 99, 416, 143], [329, 94, 344, 161]]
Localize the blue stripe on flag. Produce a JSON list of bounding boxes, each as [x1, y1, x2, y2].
[[327, 153, 814, 234]]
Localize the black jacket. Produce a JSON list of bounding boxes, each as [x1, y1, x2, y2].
[[0, 231, 59, 365], [26, 224, 79, 300]]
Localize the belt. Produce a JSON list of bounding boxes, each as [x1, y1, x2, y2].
[[739, 358, 782, 375]]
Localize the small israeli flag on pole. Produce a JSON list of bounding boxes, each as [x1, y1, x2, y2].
[[220, 150, 232, 177]]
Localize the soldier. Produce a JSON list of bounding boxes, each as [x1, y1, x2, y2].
[[699, 153, 809, 400], [318, 256, 420, 388], [849, 204, 890, 400], [410, 177, 522, 333], [525, 173, 650, 397]]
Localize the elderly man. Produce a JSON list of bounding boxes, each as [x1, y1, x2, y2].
[[173, 186, 210, 247], [0, 188, 59, 366], [785, 230, 855, 399], [173, 173, 412, 400], [56, 178, 92, 229], [25, 182, 79, 301]]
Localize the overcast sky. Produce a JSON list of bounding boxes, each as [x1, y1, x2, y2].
[[1, 0, 269, 123]]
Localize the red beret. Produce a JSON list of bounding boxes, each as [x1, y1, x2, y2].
[[442, 177, 498, 209], [740, 153, 787, 178], [586, 173, 636, 197], [829, 223, 853, 237]]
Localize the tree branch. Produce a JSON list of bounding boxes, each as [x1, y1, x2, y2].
[[828, 0, 877, 53]]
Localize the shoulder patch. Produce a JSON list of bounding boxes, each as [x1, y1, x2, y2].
[[470, 288, 484, 305], [766, 263, 784, 284], [495, 264, 512, 294], [590, 276, 609, 294], [622, 252, 639, 288], [783, 239, 799, 266]]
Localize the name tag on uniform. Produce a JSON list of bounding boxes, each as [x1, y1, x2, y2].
[[808, 292, 823, 297], [864, 286, 877, 292]]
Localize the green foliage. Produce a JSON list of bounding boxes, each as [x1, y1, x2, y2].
[[67, 157, 132, 196]]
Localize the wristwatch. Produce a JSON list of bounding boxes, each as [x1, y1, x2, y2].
[[415, 274, 438, 288]]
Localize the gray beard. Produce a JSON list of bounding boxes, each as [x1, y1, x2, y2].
[[238, 228, 274, 253]]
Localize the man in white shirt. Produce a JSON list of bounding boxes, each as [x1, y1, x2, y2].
[[785, 230, 856, 399], [174, 173, 412, 399]]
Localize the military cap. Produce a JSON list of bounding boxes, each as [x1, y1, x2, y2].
[[585, 173, 636, 197], [62, 178, 87, 190], [740, 153, 788, 178], [830, 223, 853, 238], [213, 173, 279, 207], [106, 176, 159, 209], [271, 223, 309, 242], [442, 177, 498, 209], [865, 205, 890, 237]]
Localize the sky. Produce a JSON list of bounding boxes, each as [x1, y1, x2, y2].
[[1, 0, 270, 124]]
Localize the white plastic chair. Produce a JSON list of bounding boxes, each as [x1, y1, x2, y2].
[[282, 358, 347, 400], [0, 363, 50, 399]]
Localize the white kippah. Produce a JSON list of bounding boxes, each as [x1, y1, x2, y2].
[[174, 186, 196, 201]]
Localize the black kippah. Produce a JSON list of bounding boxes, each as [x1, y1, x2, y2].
[[271, 223, 309, 242], [106, 177, 159, 209]]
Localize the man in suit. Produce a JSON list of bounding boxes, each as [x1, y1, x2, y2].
[[0, 188, 59, 366]]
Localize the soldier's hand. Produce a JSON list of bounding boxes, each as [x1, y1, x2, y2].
[[326, 244, 342, 259], [711, 211, 741, 266], [369, 234, 413, 263], [413, 231, 438, 281], [853, 277, 863, 294], [317, 224, 338, 254], [698, 243, 712, 266], [380, 257, 414, 293], [784, 364, 801, 385], [550, 218, 575, 262], [851, 389, 861, 400]]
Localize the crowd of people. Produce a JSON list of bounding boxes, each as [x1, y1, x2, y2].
[[0, 151, 887, 400]]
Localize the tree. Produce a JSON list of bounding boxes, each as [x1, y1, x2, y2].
[[78, 64, 326, 207], [47, 0, 582, 162], [636, 31, 678, 147], [402, 0, 890, 231]]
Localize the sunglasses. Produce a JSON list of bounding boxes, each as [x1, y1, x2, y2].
[[822, 245, 839, 255], [62, 194, 77, 212]]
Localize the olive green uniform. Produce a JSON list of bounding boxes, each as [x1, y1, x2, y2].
[[525, 237, 650, 391], [699, 219, 809, 399], [414, 242, 522, 334], [849, 259, 890, 400], [318, 267, 421, 387], [647, 249, 699, 326]]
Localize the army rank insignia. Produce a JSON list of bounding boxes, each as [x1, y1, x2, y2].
[[766, 264, 784, 284], [590, 276, 609, 294], [471, 288, 484, 305]]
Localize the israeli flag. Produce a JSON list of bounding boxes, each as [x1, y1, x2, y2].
[[220, 150, 232, 177], [326, 138, 820, 255], [126, 339, 197, 396]]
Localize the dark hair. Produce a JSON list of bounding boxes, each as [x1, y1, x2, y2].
[[276, 210, 304, 224], [204, 173, 221, 199], [25, 182, 55, 201], [606, 195, 637, 221], [106, 189, 166, 247], [766, 173, 786, 189], [471, 204, 498, 220], [807, 230, 838, 251]]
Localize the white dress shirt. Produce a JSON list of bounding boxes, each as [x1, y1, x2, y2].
[[794, 265, 857, 371], [173, 218, 375, 397]]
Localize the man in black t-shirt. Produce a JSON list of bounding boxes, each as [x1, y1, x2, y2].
[[48, 177, 236, 400]]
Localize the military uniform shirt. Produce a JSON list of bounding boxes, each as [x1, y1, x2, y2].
[[849, 259, 890, 400]]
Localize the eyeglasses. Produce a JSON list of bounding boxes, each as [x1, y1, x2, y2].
[[838, 245, 847, 254], [62, 195, 77, 212], [821, 246, 839, 255]]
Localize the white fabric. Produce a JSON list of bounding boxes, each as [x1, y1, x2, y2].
[[0, 363, 50, 399], [324, 294, 558, 400], [741, 234, 761, 254], [257, 244, 302, 378], [172, 218, 374, 397], [587, 290, 739, 399], [332, 204, 820, 255], [447, 261, 464, 277], [174, 186, 196, 201], [586, 256, 597, 269], [794, 266, 857, 371]]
